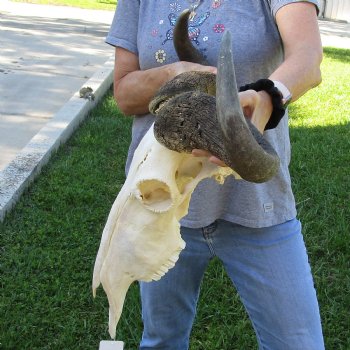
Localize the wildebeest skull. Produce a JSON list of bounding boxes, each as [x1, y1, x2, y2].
[[92, 10, 280, 339]]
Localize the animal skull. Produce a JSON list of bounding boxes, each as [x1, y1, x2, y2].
[[93, 10, 280, 338], [92, 124, 235, 338]]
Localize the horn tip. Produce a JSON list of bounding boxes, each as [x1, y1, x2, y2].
[[179, 9, 191, 19], [222, 30, 232, 45]]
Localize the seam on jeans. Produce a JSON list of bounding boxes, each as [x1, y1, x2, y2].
[[244, 303, 267, 349], [231, 283, 267, 349], [202, 227, 216, 257]]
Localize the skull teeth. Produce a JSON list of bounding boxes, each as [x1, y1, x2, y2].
[[165, 262, 175, 269], [169, 255, 179, 264], [158, 266, 169, 273], [151, 273, 164, 281], [148, 249, 186, 281]]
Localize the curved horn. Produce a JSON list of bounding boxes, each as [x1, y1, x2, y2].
[[151, 16, 280, 183], [173, 10, 209, 65], [216, 31, 280, 182]]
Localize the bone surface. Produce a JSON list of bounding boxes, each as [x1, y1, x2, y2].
[[92, 125, 234, 338]]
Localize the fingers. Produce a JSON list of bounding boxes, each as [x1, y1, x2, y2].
[[172, 61, 217, 77], [183, 62, 217, 74], [208, 156, 227, 167], [239, 90, 259, 119], [192, 149, 227, 167], [202, 66, 217, 74], [192, 149, 211, 157], [239, 90, 272, 133]]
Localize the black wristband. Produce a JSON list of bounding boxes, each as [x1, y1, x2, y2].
[[239, 78, 286, 130]]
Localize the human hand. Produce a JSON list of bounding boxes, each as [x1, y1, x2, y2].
[[239, 90, 273, 133], [192, 149, 228, 167], [168, 61, 217, 80]]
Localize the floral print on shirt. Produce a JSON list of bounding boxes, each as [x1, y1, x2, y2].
[[152, 0, 226, 65]]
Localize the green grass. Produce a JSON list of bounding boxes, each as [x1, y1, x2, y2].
[[12, 0, 117, 11], [0, 47, 349, 349], [287, 47, 350, 350]]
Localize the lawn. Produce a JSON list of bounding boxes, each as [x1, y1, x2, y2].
[[12, 0, 117, 11], [0, 47, 349, 349]]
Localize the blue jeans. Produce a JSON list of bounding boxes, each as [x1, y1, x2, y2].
[[139, 218, 324, 350]]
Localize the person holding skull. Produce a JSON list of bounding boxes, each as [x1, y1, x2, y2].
[[105, 0, 324, 348]]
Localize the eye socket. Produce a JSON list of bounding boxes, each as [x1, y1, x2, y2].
[[136, 180, 172, 213]]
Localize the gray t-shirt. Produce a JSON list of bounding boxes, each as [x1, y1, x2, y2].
[[106, 0, 319, 229]]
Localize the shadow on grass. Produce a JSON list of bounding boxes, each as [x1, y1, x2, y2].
[[323, 47, 350, 64], [98, 0, 116, 5]]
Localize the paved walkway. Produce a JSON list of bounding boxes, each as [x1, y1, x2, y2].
[[0, 1, 349, 173], [0, 0, 114, 170], [318, 18, 350, 49]]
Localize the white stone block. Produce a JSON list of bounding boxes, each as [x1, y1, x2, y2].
[[99, 340, 124, 350]]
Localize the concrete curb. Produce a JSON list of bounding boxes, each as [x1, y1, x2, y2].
[[0, 55, 114, 222]]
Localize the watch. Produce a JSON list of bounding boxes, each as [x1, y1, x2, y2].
[[272, 80, 292, 107]]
